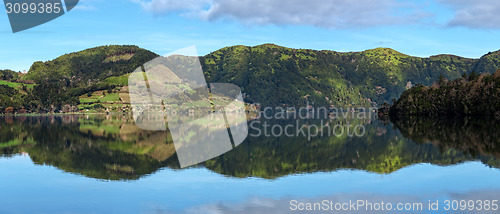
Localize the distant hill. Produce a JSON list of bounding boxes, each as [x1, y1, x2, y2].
[[201, 44, 500, 107], [0, 45, 158, 112], [24, 45, 158, 87], [2, 44, 500, 113]]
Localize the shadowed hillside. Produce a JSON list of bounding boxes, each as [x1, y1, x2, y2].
[[390, 69, 500, 117]]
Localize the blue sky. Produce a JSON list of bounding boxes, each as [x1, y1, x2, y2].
[[1, 0, 500, 71]]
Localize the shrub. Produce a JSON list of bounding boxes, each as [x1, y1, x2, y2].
[[5, 107, 14, 114], [93, 103, 104, 109]]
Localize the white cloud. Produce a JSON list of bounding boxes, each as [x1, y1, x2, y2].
[[132, 0, 427, 28], [71, 0, 99, 11], [438, 0, 500, 29], [72, 5, 97, 11], [131, 0, 210, 16]]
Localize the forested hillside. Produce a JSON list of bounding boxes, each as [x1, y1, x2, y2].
[[24, 45, 158, 87], [1, 44, 500, 113], [390, 70, 500, 117], [201, 44, 500, 107], [0, 45, 158, 112]]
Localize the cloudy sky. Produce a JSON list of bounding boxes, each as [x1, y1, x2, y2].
[[1, 0, 500, 71]]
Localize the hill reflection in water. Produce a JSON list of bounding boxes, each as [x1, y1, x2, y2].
[[0, 114, 499, 180]]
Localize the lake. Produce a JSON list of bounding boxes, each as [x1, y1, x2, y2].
[[0, 114, 499, 213]]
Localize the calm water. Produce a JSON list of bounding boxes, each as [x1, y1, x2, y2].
[[0, 114, 499, 213]]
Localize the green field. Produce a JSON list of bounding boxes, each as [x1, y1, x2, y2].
[[0, 80, 35, 90], [100, 93, 120, 102], [79, 93, 101, 103], [102, 74, 130, 86], [79, 92, 120, 104]]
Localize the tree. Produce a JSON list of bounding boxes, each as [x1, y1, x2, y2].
[[5, 107, 14, 114], [438, 74, 446, 85], [468, 70, 479, 81]]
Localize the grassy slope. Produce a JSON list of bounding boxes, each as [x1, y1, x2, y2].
[[0, 80, 35, 90]]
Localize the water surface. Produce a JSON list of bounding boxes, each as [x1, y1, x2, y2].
[[0, 114, 499, 213]]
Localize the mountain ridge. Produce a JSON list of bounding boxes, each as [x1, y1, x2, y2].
[[2, 44, 500, 112], [200, 44, 500, 106]]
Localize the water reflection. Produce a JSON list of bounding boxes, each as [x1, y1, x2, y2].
[[0, 114, 177, 180], [0, 114, 499, 180], [391, 116, 500, 160]]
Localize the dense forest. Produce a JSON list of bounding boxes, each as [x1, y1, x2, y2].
[[0, 69, 20, 81], [1, 44, 500, 113], [201, 44, 500, 107], [390, 69, 500, 117]]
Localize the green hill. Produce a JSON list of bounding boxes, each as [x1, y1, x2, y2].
[[2, 44, 500, 113], [201, 44, 500, 107], [4, 45, 158, 112], [24, 45, 158, 87]]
